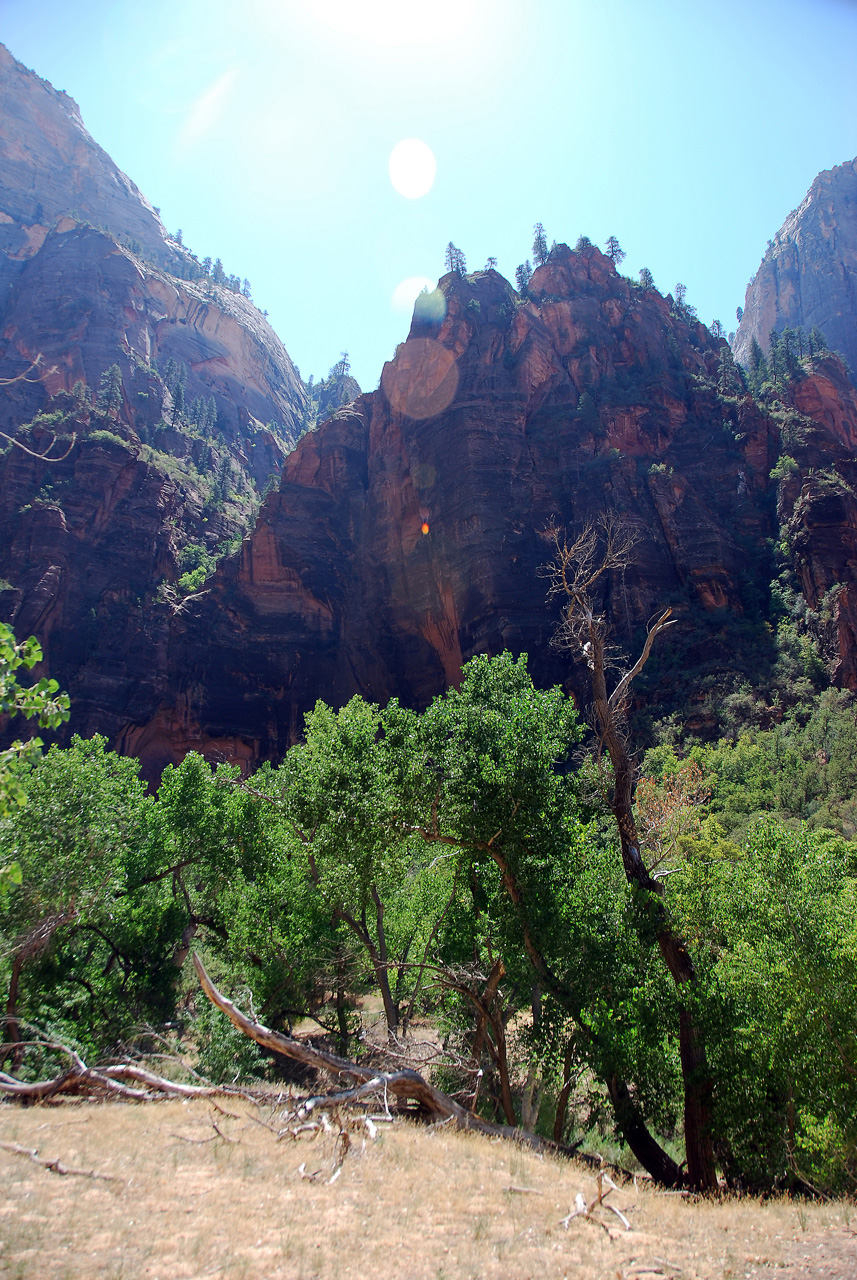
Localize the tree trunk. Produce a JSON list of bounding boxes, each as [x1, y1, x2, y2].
[[590, 631, 717, 1192], [553, 1038, 575, 1144]]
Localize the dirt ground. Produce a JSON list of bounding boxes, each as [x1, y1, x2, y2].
[[0, 1097, 854, 1280]]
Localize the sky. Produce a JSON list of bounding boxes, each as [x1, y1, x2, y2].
[[1, 0, 856, 391]]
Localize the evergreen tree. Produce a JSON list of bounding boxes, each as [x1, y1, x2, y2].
[[242, 279, 252, 298], [710, 319, 725, 340], [189, 397, 204, 428], [532, 222, 548, 267], [604, 235, 625, 266], [96, 364, 122, 417], [575, 235, 593, 251], [515, 260, 533, 293], [484, 256, 498, 271], [202, 257, 212, 277], [330, 352, 351, 379], [212, 258, 226, 285], [674, 282, 687, 310], [171, 381, 185, 425], [736, 306, 744, 322], [717, 344, 744, 396], [163, 357, 178, 394], [809, 325, 828, 356], [638, 267, 654, 291], [749, 336, 768, 389], [444, 242, 466, 275], [175, 229, 183, 246]]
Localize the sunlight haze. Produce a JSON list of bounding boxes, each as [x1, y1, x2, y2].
[[0, 0, 855, 389]]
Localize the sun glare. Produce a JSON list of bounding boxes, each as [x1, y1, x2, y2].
[[293, 0, 477, 47], [388, 139, 436, 200], [392, 276, 437, 314]]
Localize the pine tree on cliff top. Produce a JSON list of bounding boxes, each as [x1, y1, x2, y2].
[[605, 235, 625, 266], [532, 222, 548, 267]]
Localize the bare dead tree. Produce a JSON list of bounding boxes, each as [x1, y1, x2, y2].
[[543, 515, 717, 1192]]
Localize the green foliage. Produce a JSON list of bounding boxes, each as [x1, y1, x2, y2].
[[0, 736, 180, 1053], [671, 822, 857, 1192], [96, 363, 123, 416], [3, 647, 855, 1189], [0, 624, 70, 896], [532, 223, 549, 268]]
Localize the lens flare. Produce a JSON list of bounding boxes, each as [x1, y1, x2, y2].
[[392, 276, 436, 315], [381, 337, 459, 420], [413, 287, 447, 325], [388, 138, 436, 199]]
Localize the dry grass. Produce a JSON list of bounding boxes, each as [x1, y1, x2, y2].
[[0, 1098, 853, 1280]]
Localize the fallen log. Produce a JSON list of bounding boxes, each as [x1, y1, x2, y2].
[[193, 951, 579, 1159]]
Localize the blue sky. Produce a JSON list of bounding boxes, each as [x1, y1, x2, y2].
[[1, 0, 856, 390]]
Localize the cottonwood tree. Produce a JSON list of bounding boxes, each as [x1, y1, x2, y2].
[[543, 516, 718, 1191], [0, 625, 70, 899]]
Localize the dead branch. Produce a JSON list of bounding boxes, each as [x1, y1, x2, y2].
[[0, 1044, 262, 1104], [0, 428, 77, 462], [192, 952, 571, 1158], [0, 1139, 122, 1183], [560, 1171, 631, 1233]]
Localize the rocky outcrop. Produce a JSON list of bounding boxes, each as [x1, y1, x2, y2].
[[734, 157, 857, 381]]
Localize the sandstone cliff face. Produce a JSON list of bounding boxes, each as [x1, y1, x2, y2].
[[734, 157, 857, 381], [7, 240, 857, 777], [777, 358, 857, 691], [0, 222, 305, 455], [0, 41, 306, 453], [118, 247, 795, 776], [0, 43, 315, 762], [0, 44, 175, 276]]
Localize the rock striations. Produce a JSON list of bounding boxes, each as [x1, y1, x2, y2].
[[734, 156, 857, 381]]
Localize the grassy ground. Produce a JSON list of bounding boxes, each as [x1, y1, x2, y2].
[[0, 1097, 853, 1280]]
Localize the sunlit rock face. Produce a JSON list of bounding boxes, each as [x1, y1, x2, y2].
[[734, 157, 857, 383]]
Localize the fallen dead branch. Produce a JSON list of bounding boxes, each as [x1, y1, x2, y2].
[[0, 1042, 263, 1104], [560, 1170, 633, 1234], [193, 952, 571, 1158], [0, 1138, 122, 1183]]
